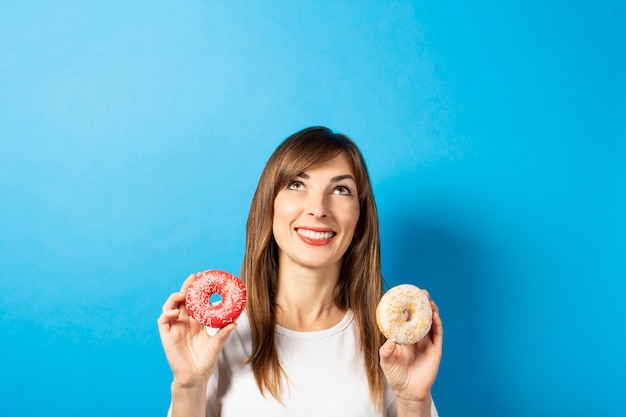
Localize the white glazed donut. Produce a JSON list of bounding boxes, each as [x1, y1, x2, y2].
[[376, 284, 432, 345]]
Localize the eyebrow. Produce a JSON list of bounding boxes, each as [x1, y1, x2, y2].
[[296, 173, 356, 182]]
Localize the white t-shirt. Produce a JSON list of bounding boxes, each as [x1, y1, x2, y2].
[[168, 310, 438, 417]]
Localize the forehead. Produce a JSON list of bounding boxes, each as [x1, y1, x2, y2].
[[297, 154, 356, 179]]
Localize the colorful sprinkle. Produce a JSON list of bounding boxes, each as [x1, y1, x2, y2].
[[185, 270, 247, 328], [376, 284, 432, 345]]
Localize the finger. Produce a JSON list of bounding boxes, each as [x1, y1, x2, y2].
[[178, 305, 191, 319], [430, 298, 440, 317], [211, 323, 238, 348], [157, 309, 179, 334], [430, 298, 441, 325], [177, 274, 197, 317], [158, 309, 181, 322], [180, 273, 198, 293], [162, 274, 196, 313], [379, 339, 397, 365], [429, 302, 443, 345], [162, 292, 185, 313]]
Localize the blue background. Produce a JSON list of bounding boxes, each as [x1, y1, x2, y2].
[[1, 1, 624, 416]]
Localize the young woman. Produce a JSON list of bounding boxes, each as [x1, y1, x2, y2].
[[158, 126, 443, 416]]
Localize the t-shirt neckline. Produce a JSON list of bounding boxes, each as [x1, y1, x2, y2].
[[274, 309, 354, 339]]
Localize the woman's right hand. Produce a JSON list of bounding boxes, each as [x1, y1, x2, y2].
[[157, 274, 237, 389]]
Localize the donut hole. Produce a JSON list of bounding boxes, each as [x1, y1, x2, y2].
[[209, 292, 223, 305]]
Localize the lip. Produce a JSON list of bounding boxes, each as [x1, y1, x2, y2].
[[295, 227, 336, 246]]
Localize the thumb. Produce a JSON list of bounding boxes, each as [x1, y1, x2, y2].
[[212, 322, 237, 348], [379, 339, 397, 368]]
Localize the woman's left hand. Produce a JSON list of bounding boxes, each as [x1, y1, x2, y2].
[[379, 293, 443, 407]]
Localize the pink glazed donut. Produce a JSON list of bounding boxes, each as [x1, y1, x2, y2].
[[185, 270, 246, 328], [376, 284, 432, 345]]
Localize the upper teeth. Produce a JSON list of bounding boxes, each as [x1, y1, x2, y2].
[[298, 229, 334, 240]]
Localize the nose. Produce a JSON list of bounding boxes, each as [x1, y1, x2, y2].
[[306, 190, 328, 218]]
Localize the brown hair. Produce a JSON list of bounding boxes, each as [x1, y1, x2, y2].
[[240, 126, 385, 405]]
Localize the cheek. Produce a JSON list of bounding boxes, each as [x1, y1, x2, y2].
[[271, 204, 283, 236], [341, 204, 361, 235], [273, 194, 291, 219], [272, 194, 297, 233]]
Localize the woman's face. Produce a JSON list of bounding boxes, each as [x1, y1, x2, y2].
[[272, 153, 360, 272]]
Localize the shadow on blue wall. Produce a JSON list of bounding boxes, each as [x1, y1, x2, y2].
[[381, 200, 507, 416]]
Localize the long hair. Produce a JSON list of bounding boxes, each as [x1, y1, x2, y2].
[[240, 126, 386, 406]]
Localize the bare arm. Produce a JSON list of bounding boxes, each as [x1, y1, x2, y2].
[[158, 274, 236, 417]]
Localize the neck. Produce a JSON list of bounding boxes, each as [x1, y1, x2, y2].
[[274, 262, 346, 331]]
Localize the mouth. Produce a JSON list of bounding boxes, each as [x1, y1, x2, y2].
[[296, 228, 336, 244]]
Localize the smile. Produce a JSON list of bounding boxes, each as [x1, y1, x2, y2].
[[296, 228, 336, 241]]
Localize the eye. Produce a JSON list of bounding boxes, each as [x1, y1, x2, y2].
[[286, 180, 304, 191], [334, 185, 353, 196]]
